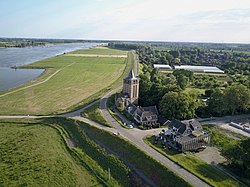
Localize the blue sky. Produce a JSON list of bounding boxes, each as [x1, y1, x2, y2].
[[1, 0, 250, 43]]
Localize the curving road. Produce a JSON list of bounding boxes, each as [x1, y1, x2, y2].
[[99, 91, 210, 187], [0, 52, 211, 187], [98, 53, 210, 187]]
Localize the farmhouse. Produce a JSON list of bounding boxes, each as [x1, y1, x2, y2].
[[161, 119, 211, 152], [126, 104, 160, 127], [116, 69, 159, 127]]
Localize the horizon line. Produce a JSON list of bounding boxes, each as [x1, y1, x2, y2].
[[1, 36, 250, 45]]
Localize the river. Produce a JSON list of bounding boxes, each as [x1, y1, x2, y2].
[[0, 43, 99, 92]]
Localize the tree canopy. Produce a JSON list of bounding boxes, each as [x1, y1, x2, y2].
[[159, 91, 198, 120], [224, 84, 250, 115], [223, 138, 250, 178]]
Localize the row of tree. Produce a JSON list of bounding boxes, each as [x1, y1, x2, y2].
[[110, 42, 250, 119], [207, 84, 250, 116], [223, 138, 250, 178]]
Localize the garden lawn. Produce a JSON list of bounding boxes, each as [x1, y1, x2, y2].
[[0, 49, 127, 115], [0, 119, 100, 187]]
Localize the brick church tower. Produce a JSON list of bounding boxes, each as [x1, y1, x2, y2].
[[123, 69, 139, 104]]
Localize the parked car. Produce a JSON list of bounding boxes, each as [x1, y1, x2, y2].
[[127, 124, 133, 129]]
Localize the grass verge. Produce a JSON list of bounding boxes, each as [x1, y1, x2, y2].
[[43, 117, 130, 187], [82, 102, 112, 127], [79, 120, 192, 187]]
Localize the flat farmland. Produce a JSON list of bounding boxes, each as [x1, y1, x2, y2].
[[0, 48, 128, 115]]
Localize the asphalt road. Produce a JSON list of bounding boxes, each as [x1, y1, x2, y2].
[[1, 52, 246, 187], [99, 91, 210, 187], [0, 52, 211, 187]]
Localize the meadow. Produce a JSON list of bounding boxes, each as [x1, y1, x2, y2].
[[0, 119, 101, 187], [0, 117, 192, 187], [70, 47, 128, 55], [0, 47, 128, 115]]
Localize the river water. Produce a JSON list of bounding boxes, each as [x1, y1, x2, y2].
[[0, 43, 98, 92]]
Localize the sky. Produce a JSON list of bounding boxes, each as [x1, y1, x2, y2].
[[1, 0, 250, 43]]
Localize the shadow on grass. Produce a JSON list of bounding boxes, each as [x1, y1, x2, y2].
[[0, 119, 42, 127]]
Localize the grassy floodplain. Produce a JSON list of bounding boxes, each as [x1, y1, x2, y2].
[[0, 47, 128, 115], [70, 47, 128, 55]]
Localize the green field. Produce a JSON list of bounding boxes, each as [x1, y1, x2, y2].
[[144, 137, 241, 187], [82, 102, 112, 127], [70, 47, 128, 55], [0, 48, 128, 115], [0, 117, 192, 187], [0, 118, 134, 187], [0, 119, 100, 187]]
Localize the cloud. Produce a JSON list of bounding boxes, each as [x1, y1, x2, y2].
[[44, 1, 250, 42]]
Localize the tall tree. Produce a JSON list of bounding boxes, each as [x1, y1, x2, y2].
[[159, 91, 198, 120], [224, 84, 250, 115], [173, 69, 193, 89], [207, 89, 225, 116], [176, 74, 188, 90], [223, 138, 250, 178]]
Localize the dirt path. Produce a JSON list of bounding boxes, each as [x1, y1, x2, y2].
[[65, 54, 127, 58], [0, 62, 75, 98]]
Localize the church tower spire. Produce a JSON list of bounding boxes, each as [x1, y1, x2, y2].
[[123, 69, 139, 104]]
